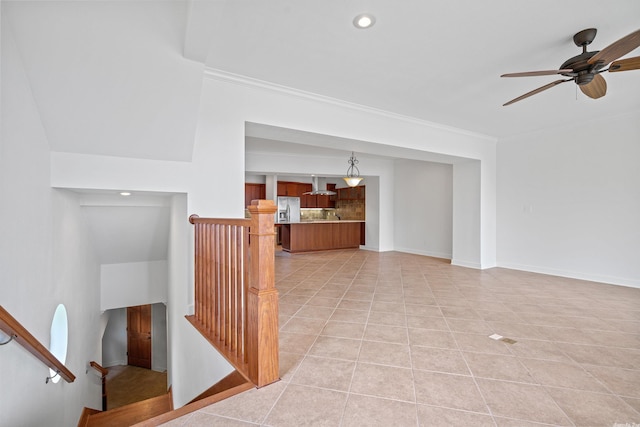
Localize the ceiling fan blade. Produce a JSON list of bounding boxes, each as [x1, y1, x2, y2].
[[588, 28, 640, 66], [503, 79, 571, 106], [579, 74, 607, 99], [609, 56, 640, 72], [501, 69, 573, 77]]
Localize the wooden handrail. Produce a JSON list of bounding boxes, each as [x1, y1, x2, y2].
[[0, 305, 75, 383], [187, 199, 279, 388], [90, 361, 109, 411], [90, 361, 108, 377]]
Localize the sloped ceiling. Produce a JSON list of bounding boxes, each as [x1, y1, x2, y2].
[[78, 192, 172, 265], [83, 206, 170, 265], [4, 1, 204, 162]]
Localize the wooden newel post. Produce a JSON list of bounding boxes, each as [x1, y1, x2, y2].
[[246, 199, 279, 387]]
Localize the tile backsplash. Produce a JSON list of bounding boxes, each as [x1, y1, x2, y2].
[[336, 199, 365, 220], [299, 200, 365, 221]]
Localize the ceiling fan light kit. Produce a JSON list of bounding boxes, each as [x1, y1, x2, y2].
[[501, 28, 640, 106]]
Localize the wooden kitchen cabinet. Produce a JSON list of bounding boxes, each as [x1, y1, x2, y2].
[[277, 181, 311, 198], [301, 193, 316, 208], [245, 183, 265, 208], [280, 221, 364, 253], [337, 185, 365, 201], [277, 181, 340, 208]]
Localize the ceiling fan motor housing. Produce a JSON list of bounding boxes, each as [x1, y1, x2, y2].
[[559, 51, 604, 84]]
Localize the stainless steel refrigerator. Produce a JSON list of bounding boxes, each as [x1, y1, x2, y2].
[[276, 197, 300, 223]]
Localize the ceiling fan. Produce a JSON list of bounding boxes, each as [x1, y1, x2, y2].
[[501, 28, 640, 106]]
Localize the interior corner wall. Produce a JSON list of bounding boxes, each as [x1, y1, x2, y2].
[[167, 194, 234, 408], [393, 160, 453, 259], [497, 113, 640, 287], [102, 308, 127, 367], [362, 176, 383, 251], [1, 17, 101, 427], [452, 160, 481, 268], [151, 302, 168, 372]]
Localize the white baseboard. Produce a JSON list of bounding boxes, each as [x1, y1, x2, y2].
[[394, 247, 452, 261], [450, 259, 482, 269], [103, 359, 126, 368], [497, 261, 640, 289]]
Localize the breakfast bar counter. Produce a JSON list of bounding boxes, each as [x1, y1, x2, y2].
[[279, 220, 365, 253]]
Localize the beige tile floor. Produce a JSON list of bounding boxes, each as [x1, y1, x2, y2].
[[165, 250, 640, 427]]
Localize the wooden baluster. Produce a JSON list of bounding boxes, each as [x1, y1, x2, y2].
[[221, 225, 227, 344], [230, 225, 238, 353], [201, 224, 213, 331], [194, 223, 201, 323], [246, 200, 279, 387], [197, 224, 206, 330], [214, 224, 221, 338], [236, 225, 245, 358], [226, 224, 232, 347]]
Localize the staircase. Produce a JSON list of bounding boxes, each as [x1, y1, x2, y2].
[[78, 393, 172, 427], [78, 370, 255, 426], [78, 200, 279, 426]]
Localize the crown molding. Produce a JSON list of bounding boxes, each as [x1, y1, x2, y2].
[[203, 68, 496, 142]]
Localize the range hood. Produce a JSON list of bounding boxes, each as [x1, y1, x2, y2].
[[303, 176, 336, 196]]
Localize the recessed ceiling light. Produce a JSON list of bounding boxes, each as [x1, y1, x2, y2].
[[120, 192, 131, 196], [353, 13, 375, 29]]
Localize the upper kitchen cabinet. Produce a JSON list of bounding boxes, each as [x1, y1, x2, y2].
[[277, 181, 340, 208], [245, 183, 266, 208], [277, 181, 311, 198], [337, 185, 365, 201]]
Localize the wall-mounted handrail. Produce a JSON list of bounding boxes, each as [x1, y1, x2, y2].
[[0, 305, 75, 383]]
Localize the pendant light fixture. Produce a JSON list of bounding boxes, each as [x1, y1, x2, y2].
[[343, 152, 363, 187]]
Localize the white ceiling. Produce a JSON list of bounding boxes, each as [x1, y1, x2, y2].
[[190, 0, 640, 139]]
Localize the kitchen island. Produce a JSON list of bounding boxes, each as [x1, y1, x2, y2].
[[279, 220, 365, 253]]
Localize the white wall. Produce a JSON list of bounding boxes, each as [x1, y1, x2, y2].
[[0, 16, 102, 425], [152, 303, 168, 372], [102, 308, 127, 367], [100, 261, 168, 311], [394, 160, 453, 258], [497, 112, 640, 287], [452, 160, 482, 268]]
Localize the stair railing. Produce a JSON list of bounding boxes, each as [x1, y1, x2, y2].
[[0, 305, 75, 383], [89, 361, 109, 411], [187, 199, 279, 388]]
